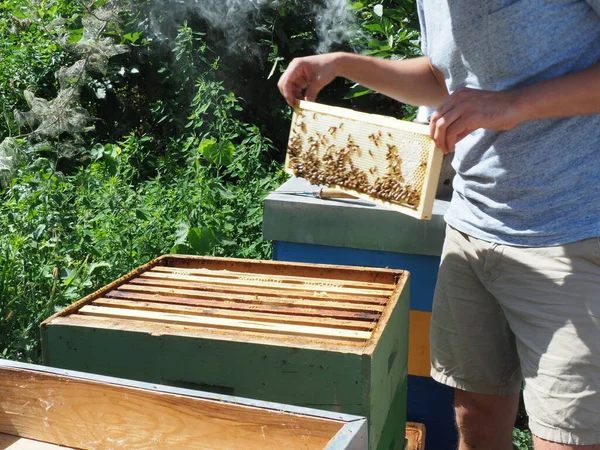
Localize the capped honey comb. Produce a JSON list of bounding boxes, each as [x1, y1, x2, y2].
[[285, 101, 443, 220]]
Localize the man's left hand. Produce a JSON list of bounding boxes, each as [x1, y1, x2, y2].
[[429, 87, 521, 154]]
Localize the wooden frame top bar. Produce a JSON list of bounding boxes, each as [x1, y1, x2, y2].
[[42, 255, 408, 354]]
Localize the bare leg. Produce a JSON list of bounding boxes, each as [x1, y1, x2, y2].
[[534, 437, 600, 450], [454, 389, 519, 450]]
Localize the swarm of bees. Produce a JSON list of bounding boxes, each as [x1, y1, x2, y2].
[[287, 112, 425, 208]]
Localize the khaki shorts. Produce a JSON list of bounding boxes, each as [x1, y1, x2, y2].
[[431, 225, 600, 445]]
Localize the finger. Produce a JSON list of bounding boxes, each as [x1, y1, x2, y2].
[[432, 108, 462, 154], [279, 75, 303, 107], [278, 61, 309, 107], [304, 78, 325, 103], [429, 87, 471, 136], [438, 87, 471, 116], [445, 120, 471, 154]]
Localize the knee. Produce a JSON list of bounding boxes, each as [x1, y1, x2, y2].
[[454, 390, 518, 446], [455, 402, 496, 444], [454, 404, 497, 443]]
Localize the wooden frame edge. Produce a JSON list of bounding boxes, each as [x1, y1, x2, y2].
[[415, 146, 444, 220], [295, 101, 430, 136], [163, 254, 405, 277], [325, 419, 368, 450], [362, 271, 409, 356], [0, 360, 368, 434]]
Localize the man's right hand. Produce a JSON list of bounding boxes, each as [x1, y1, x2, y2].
[[277, 53, 341, 107]]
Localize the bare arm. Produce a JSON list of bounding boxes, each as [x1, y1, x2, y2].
[[430, 61, 600, 153], [277, 52, 449, 109], [514, 61, 600, 120]]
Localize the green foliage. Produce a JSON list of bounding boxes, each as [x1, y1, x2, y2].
[[513, 427, 534, 450], [0, 0, 421, 363], [0, 0, 84, 139], [344, 0, 421, 119], [0, 17, 285, 362]]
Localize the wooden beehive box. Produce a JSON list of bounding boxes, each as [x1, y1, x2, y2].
[[285, 101, 443, 220], [0, 360, 368, 449], [41, 255, 409, 450]]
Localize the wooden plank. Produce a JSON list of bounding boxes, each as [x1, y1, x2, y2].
[[129, 276, 389, 305], [79, 305, 373, 341], [116, 284, 386, 313], [105, 290, 382, 321], [142, 270, 393, 297], [162, 254, 401, 285], [0, 434, 73, 450], [40, 255, 402, 327], [151, 266, 395, 290], [46, 315, 368, 353], [40, 325, 367, 416], [92, 298, 377, 330], [417, 128, 445, 220], [0, 364, 345, 450]]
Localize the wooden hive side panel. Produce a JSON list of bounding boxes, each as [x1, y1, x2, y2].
[[284, 101, 443, 220], [42, 323, 366, 415], [0, 362, 347, 450], [363, 273, 410, 450]]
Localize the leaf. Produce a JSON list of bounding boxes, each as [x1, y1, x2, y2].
[[174, 221, 189, 245], [170, 243, 194, 255], [88, 262, 110, 276], [135, 209, 149, 220], [123, 32, 142, 44], [363, 23, 384, 33], [344, 84, 373, 99], [187, 226, 216, 255], [199, 139, 235, 167]]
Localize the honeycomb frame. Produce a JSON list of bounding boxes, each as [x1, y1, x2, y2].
[[284, 101, 444, 220]]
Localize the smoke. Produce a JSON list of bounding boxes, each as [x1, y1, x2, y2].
[[314, 0, 362, 54], [184, 0, 272, 51], [147, 0, 360, 56], [148, 0, 278, 56]]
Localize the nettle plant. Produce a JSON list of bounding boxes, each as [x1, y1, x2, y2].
[[0, 0, 130, 185]]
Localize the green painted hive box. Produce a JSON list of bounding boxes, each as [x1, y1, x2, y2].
[[41, 255, 410, 450]]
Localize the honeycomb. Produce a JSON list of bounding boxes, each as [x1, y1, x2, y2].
[[285, 102, 439, 213]]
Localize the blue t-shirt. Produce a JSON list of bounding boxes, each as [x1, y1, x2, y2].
[[417, 0, 600, 246]]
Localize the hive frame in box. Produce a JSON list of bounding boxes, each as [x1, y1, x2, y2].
[[284, 101, 444, 220], [0, 359, 368, 450], [40, 254, 410, 450]]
